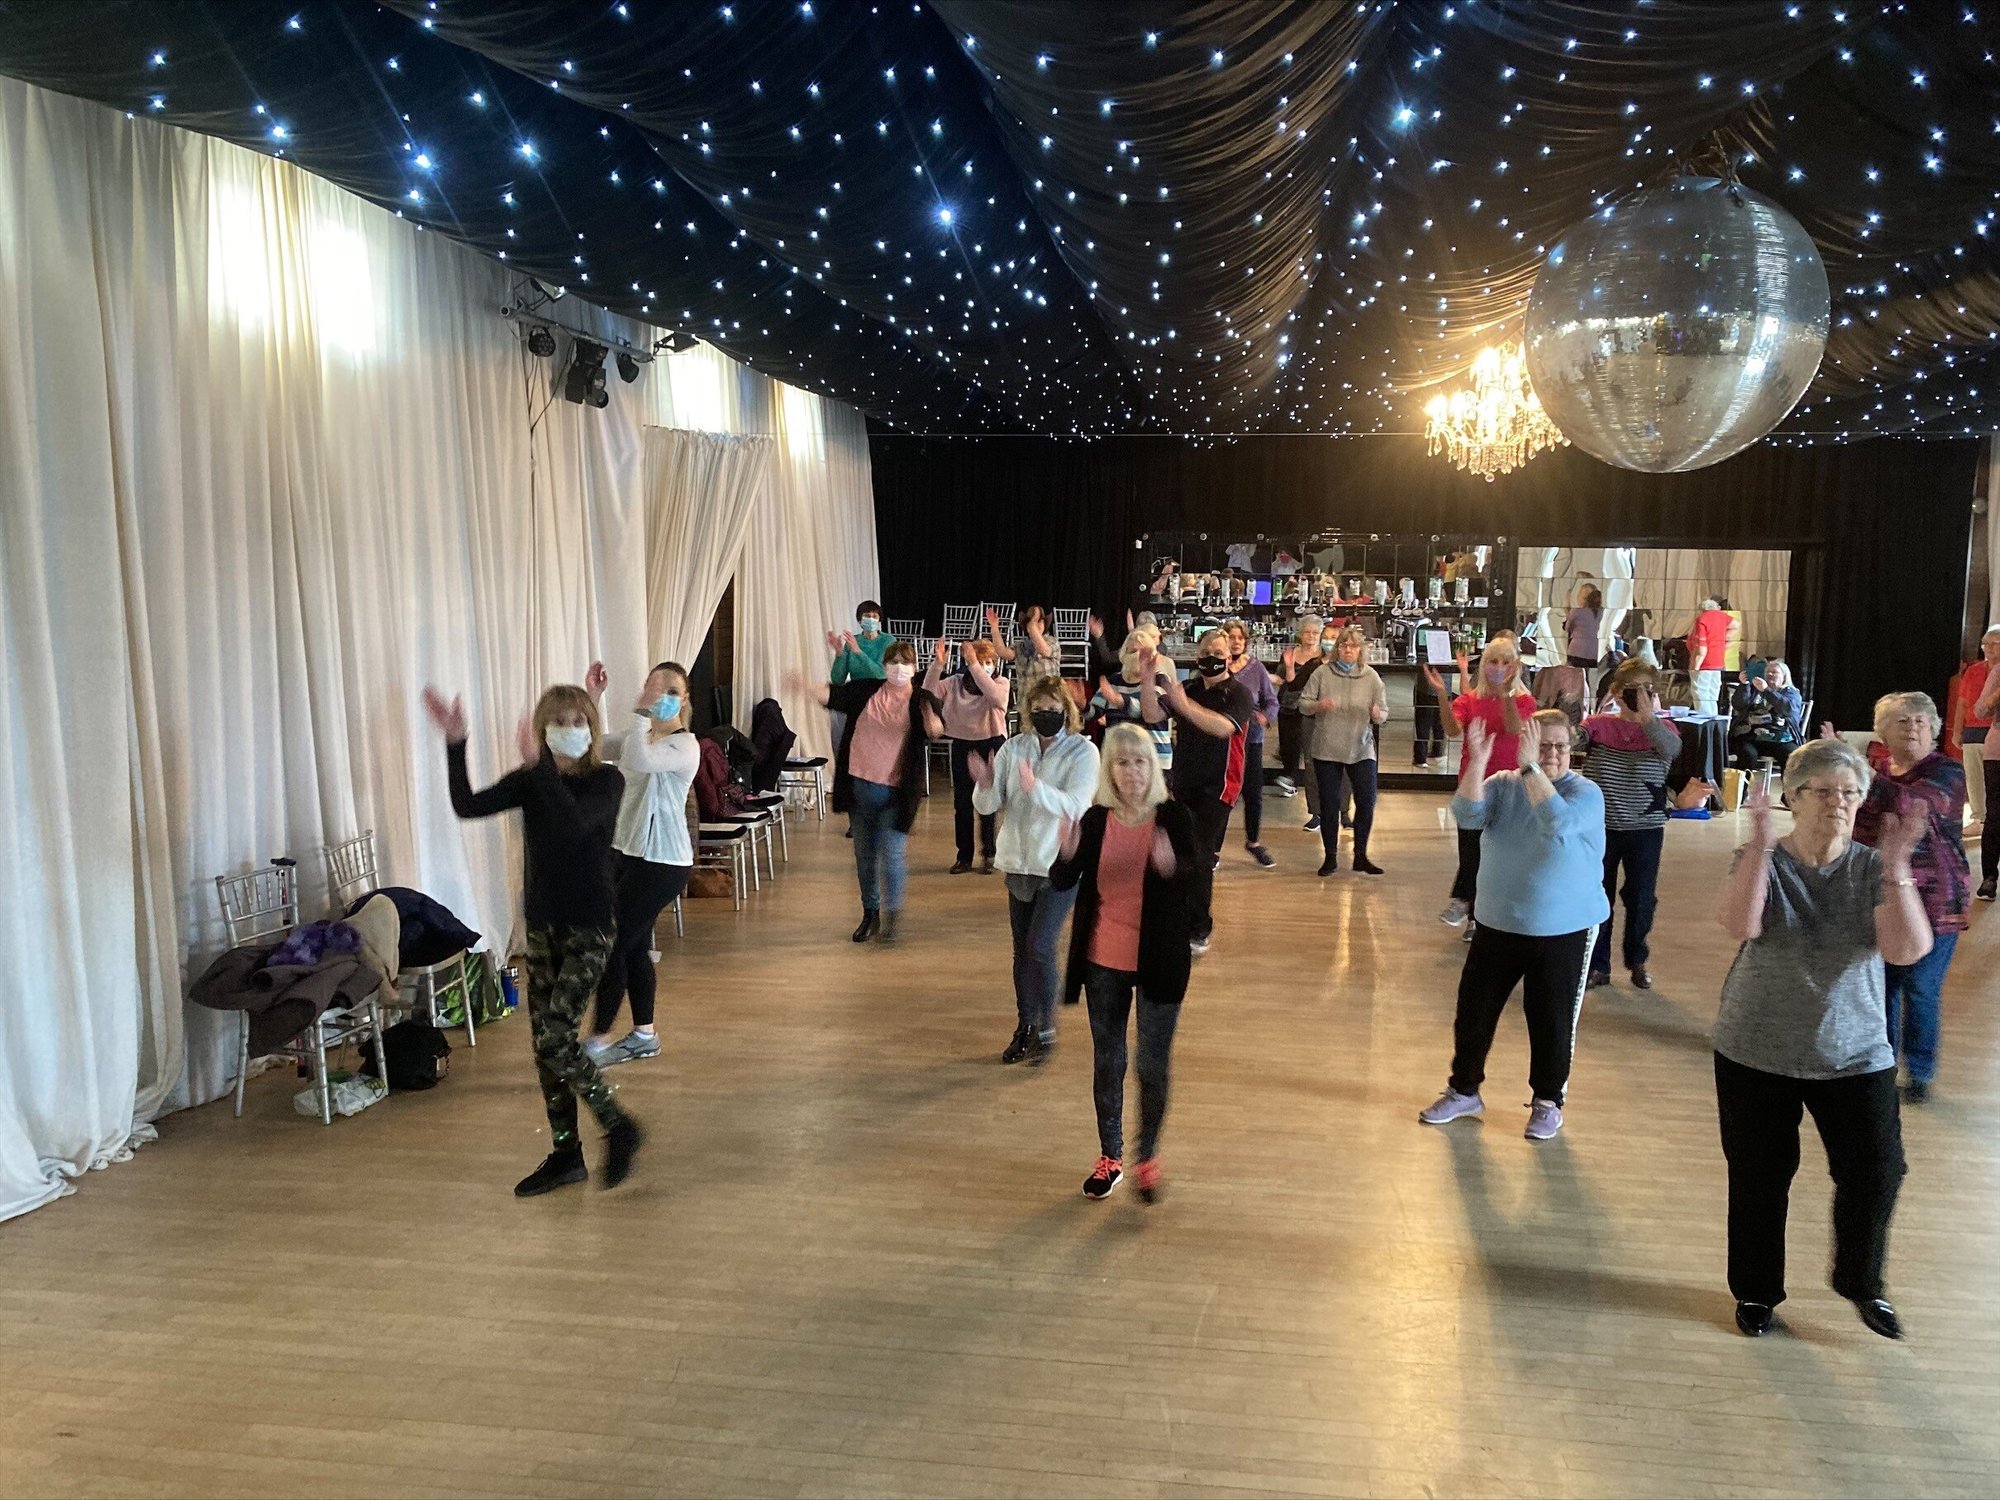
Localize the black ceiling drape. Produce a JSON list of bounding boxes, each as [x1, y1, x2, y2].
[[870, 431, 1982, 732]]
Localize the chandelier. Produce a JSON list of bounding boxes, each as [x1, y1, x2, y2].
[[1422, 342, 1569, 482]]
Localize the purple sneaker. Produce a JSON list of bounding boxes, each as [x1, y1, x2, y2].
[[1524, 1098, 1564, 1140], [1418, 1088, 1484, 1126]]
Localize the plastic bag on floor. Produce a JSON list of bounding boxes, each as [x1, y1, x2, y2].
[[294, 1071, 388, 1119]]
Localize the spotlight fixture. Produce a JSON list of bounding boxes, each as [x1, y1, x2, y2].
[[616, 351, 643, 383], [563, 338, 610, 407], [525, 325, 557, 359]]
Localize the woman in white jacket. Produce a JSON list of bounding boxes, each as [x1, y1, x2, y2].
[[1299, 627, 1388, 877], [971, 677, 1102, 1067], [584, 660, 700, 1066]]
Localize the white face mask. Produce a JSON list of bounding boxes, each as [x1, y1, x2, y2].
[[545, 724, 593, 759], [883, 664, 915, 685]]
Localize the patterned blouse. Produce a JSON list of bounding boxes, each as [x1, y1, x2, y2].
[[1853, 750, 1971, 936]]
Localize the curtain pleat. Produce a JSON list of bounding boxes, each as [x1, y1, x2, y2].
[[0, 77, 877, 1222], [644, 430, 774, 667]]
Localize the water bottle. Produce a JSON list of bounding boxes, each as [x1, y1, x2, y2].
[[500, 963, 521, 1012]]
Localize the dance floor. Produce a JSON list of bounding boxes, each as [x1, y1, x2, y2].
[[4, 788, 1996, 1499]]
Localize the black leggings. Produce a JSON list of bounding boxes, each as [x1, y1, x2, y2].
[[1983, 754, 2000, 882], [1449, 827, 1482, 914], [593, 853, 692, 1032]]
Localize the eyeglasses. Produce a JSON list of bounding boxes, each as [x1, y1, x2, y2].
[[1798, 785, 1865, 805]]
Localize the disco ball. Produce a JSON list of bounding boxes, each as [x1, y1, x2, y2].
[[1524, 177, 1830, 473]]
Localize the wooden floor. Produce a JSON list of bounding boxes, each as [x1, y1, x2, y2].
[[6, 789, 1999, 1500]]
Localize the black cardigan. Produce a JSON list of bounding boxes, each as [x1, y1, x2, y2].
[[826, 677, 938, 834], [1050, 801, 1200, 1006]]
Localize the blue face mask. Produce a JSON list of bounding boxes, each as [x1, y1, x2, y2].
[[649, 693, 683, 722], [858, 617, 880, 637]]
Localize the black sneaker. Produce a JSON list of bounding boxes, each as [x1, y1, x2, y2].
[[1735, 1301, 1774, 1337], [1082, 1155, 1122, 1199], [1302, 815, 1322, 833], [1353, 856, 1384, 876], [1001, 1025, 1033, 1064], [1025, 1033, 1054, 1068], [602, 1117, 643, 1190], [515, 1148, 587, 1197], [1247, 843, 1276, 868], [851, 912, 879, 943], [1979, 877, 1997, 902]]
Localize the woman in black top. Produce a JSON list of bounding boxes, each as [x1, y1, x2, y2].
[[1050, 723, 1201, 1205], [424, 682, 642, 1197]]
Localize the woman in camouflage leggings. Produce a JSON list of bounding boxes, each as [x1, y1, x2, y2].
[[426, 682, 645, 1196]]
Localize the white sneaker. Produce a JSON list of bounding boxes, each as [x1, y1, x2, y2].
[[1419, 1087, 1484, 1126], [1439, 898, 1469, 927], [1462, 919, 1476, 943], [1525, 1098, 1564, 1140]]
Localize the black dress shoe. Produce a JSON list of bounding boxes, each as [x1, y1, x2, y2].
[[602, 1117, 643, 1190], [1735, 1301, 1774, 1337], [1317, 859, 1339, 877], [1353, 856, 1384, 876], [851, 912, 879, 943], [1856, 1298, 1903, 1339], [949, 859, 973, 874], [515, 1148, 587, 1198], [1001, 1026, 1032, 1064]]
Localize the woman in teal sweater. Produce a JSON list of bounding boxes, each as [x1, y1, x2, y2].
[[828, 599, 895, 683]]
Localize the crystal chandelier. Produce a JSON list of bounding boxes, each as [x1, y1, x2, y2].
[[1422, 342, 1569, 482]]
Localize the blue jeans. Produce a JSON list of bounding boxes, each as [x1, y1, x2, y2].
[[1885, 930, 1957, 1085], [1007, 876, 1078, 1040], [850, 778, 907, 913]]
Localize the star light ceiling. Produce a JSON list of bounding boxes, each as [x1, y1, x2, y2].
[[0, 0, 1996, 443]]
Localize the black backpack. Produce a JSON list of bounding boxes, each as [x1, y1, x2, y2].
[[361, 1021, 451, 1090]]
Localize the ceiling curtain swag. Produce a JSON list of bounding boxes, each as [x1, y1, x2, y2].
[[0, 0, 1994, 442]]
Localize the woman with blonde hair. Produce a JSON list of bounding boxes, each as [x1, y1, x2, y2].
[[970, 677, 1101, 1065], [1299, 626, 1388, 876], [423, 680, 643, 1196], [1050, 723, 1200, 1204], [1091, 626, 1173, 772], [1422, 637, 1537, 930]]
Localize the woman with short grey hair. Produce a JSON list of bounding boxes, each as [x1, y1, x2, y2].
[[1851, 692, 1970, 1102], [1712, 737, 1929, 1340]]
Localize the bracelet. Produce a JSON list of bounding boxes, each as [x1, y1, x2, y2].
[[1887, 876, 1917, 889]]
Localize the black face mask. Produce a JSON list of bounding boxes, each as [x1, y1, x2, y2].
[[1195, 656, 1227, 677], [1030, 709, 1066, 737]]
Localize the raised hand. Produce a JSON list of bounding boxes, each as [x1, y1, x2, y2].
[[1515, 715, 1540, 771], [967, 750, 995, 790], [1281, 645, 1297, 671], [985, 606, 1002, 634], [825, 630, 843, 653], [421, 687, 468, 743], [1421, 663, 1447, 698], [584, 661, 609, 700], [1875, 804, 1925, 872], [1056, 815, 1081, 863], [839, 630, 859, 653], [516, 715, 539, 766], [932, 635, 949, 665], [1818, 721, 1837, 740], [1463, 717, 1494, 775], [1149, 825, 1177, 878], [1746, 781, 1778, 849], [1087, 613, 1104, 640]]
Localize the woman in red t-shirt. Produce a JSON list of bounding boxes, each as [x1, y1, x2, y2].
[[1952, 625, 2000, 898], [1423, 638, 1537, 932]]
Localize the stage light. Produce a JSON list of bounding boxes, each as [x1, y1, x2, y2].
[[564, 339, 611, 407], [616, 351, 643, 382], [526, 325, 556, 358]]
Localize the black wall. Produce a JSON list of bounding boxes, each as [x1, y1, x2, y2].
[[869, 432, 1981, 734]]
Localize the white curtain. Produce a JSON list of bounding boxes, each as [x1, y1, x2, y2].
[[0, 78, 878, 1223], [643, 430, 774, 668]]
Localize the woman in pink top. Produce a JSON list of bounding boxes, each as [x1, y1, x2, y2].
[[1048, 723, 1200, 1205], [787, 641, 940, 945], [923, 636, 1011, 874], [1422, 638, 1536, 932]]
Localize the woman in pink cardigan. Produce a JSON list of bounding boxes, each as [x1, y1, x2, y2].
[[924, 636, 1012, 873]]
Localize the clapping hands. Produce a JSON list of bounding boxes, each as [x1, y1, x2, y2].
[[421, 687, 468, 743]]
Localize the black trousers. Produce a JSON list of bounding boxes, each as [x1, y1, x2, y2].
[[1448, 923, 1595, 1104], [1592, 826, 1663, 974], [1083, 962, 1182, 1162], [1312, 758, 1377, 864], [1449, 827, 1483, 914], [1277, 708, 1305, 781], [593, 853, 692, 1032], [1225, 740, 1266, 843], [949, 735, 1003, 862], [1713, 1052, 1904, 1307], [1983, 754, 2000, 882], [1175, 786, 1231, 942]]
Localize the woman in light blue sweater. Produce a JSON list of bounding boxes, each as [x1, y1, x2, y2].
[[1418, 710, 1610, 1141]]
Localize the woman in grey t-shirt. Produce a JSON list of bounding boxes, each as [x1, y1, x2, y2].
[[1712, 739, 1930, 1340]]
